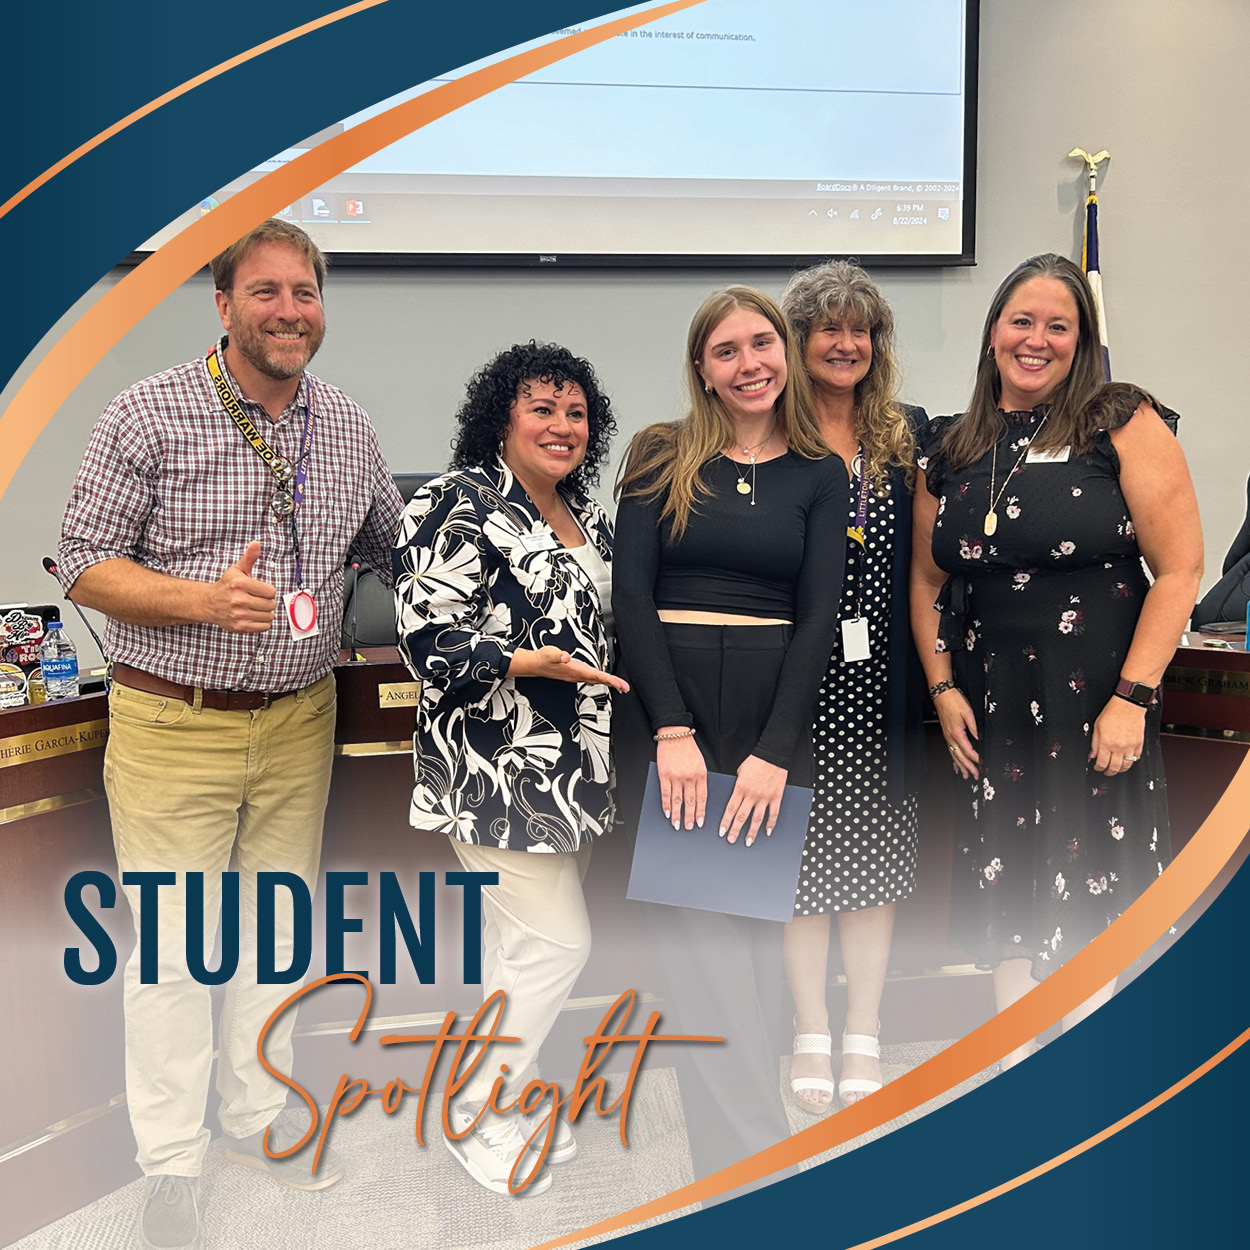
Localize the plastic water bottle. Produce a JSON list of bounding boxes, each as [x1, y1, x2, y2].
[[40, 621, 79, 700]]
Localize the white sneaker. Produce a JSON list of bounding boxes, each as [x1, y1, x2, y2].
[[520, 1103, 577, 1165], [444, 1102, 553, 1196]]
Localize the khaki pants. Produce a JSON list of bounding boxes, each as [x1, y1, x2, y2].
[[448, 839, 592, 1105], [104, 673, 336, 1176]]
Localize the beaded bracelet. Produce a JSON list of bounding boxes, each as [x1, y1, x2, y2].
[[653, 727, 697, 742], [928, 679, 959, 699]]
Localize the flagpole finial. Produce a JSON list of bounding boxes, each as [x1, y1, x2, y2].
[[1069, 148, 1110, 195]]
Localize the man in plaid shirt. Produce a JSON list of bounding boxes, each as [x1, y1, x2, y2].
[[59, 219, 403, 1250]]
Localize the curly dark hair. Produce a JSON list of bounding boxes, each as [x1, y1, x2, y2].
[[448, 341, 617, 492]]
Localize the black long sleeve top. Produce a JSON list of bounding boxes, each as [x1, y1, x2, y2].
[[613, 449, 848, 769]]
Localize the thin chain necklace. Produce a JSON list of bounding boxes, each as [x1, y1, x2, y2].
[[722, 422, 776, 506], [985, 412, 1049, 536]]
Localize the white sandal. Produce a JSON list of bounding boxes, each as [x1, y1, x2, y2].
[[839, 1028, 883, 1105], [790, 1023, 835, 1113]]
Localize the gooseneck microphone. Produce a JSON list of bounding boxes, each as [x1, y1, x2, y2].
[[344, 562, 366, 664], [42, 556, 111, 674]]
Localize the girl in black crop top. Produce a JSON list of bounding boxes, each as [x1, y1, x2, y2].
[[611, 286, 846, 1181], [615, 286, 847, 837], [615, 452, 848, 772]]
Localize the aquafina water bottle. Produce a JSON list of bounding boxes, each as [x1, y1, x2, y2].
[[39, 620, 79, 700]]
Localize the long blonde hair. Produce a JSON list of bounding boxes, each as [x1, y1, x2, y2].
[[616, 286, 826, 538], [781, 259, 915, 494]]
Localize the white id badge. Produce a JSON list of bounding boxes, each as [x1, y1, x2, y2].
[[841, 616, 871, 662], [1026, 445, 1071, 463], [519, 531, 556, 553], [284, 589, 320, 640]]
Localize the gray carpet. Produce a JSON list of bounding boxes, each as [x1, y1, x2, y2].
[[14, 1043, 992, 1249]]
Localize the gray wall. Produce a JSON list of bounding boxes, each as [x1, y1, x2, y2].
[[5, 0, 1248, 672]]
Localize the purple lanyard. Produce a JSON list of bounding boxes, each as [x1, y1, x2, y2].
[[846, 445, 870, 618], [287, 377, 317, 590], [851, 445, 871, 533]]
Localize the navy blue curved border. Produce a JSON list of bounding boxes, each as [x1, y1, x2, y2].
[[617, 847, 1250, 1249], [0, 1, 619, 392]]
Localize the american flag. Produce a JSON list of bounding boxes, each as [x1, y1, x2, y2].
[[1082, 191, 1111, 381]]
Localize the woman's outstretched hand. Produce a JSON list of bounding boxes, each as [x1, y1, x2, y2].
[[508, 645, 629, 692]]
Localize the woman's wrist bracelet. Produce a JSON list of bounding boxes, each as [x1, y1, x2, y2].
[[654, 727, 696, 742], [928, 679, 959, 699]]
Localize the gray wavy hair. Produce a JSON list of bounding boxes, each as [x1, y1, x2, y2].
[[781, 259, 915, 493]]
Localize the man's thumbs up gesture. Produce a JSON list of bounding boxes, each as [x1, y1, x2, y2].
[[208, 541, 277, 632]]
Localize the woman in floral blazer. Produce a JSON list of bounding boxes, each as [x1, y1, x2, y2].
[[393, 341, 626, 1197], [395, 461, 615, 850]]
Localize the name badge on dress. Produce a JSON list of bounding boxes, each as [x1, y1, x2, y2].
[[519, 531, 556, 553], [1025, 446, 1071, 463], [841, 616, 871, 663]]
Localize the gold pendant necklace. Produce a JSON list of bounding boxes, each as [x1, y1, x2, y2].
[[985, 412, 1049, 536], [724, 424, 775, 506], [724, 454, 757, 502]]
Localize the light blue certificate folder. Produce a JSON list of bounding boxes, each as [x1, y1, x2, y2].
[[626, 763, 813, 922]]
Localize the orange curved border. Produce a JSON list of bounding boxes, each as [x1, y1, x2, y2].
[[0, 0, 389, 224], [0, 0, 706, 498], [847, 1021, 1250, 1249], [533, 753, 1250, 1246], [4, 0, 1246, 1238]]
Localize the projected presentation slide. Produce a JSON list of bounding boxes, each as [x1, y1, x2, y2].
[[142, 0, 975, 265]]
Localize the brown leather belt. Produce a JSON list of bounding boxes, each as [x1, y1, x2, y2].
[[110, 663, 300, 712]]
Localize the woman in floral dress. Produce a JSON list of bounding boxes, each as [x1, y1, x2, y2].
[[910, 253, 1202, 1068]]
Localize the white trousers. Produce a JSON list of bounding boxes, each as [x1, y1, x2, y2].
[[104, 673, 336, 1176], [448, 839, 592, 1105]]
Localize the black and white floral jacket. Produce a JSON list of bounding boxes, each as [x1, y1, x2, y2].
[[393, 460, 614, 852]]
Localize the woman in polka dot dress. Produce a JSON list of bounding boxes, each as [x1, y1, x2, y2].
[[780, 262, 929, 1111]]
